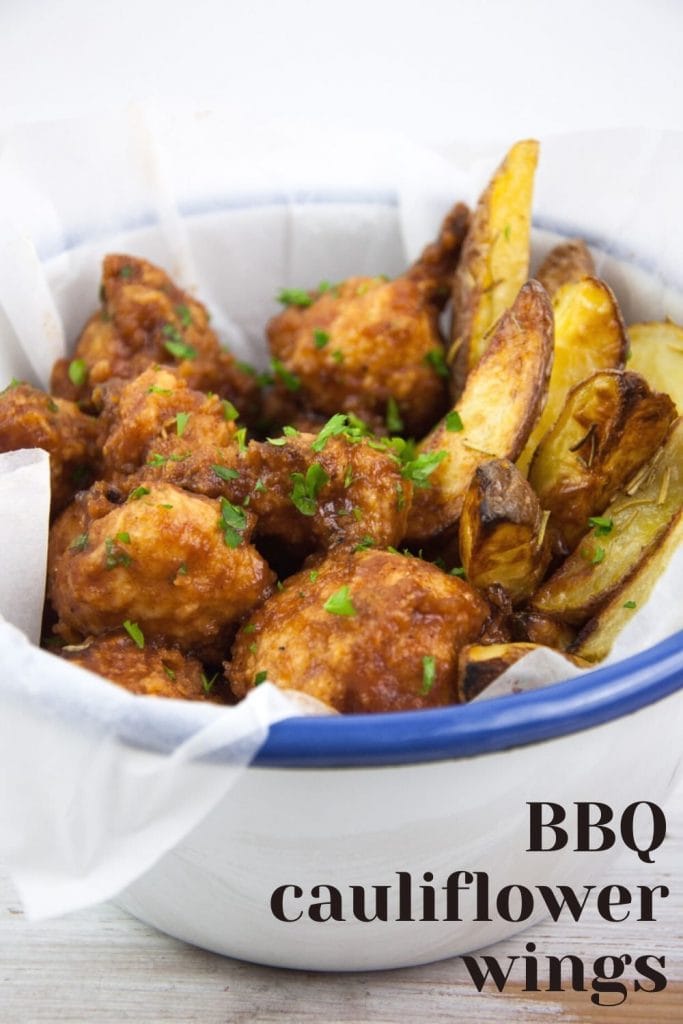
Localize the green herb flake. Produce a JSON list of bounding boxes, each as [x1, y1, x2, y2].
[[175, 304, 193, 328], [69, 532, 89, 552], [283, 425, 300, 437], [323, 585, 357, 617], [68, 358, 88, 388], [313, 328, 330, 349], [254, 670, 268, 686], [424, 348, 449, 379], [277, 288, 312, 308], [219, 497, 248, 548], [222, 399, 239, 422], [105, 537, 132, 570], [396, 483, 406, 510], [421, 655, 436, 695], [147, 453, 167, 467], [276, 580, 284, 591], [243, 624, 257, 634], [311, 412, 349, 453], [47, 397, 59, 414], [123, 620, 144, 649], [592, 546, 606, 565], [116, 531, 131, 544], [175, 411, 191, 437], [290, 462, 330, 516], [401, 450, 447, 488], [623, 600, 637, 609], [309, 570, 319, 582], [450, 566, 466, 578], [235, 427, 248, 453], [386, 396, 404, 434], [212, 464, 240, 481], [254, 478, 267, 494], [162, 324, 197, 361], [343, 465, 354, 489], [271, 358, 301, 392], [162, 663, 176, 682], [148, 385, 173, 396], [266, 436, 288, 447], [354, 535, 375, 552], [445, 410, 464, 432], [1, 378, 23, 395], [177, 562, 188, 576], [201, 672, 218, 695], [588, 515, 614, 537], [119, 265, 134, 279], [332, 349, 344, 364]]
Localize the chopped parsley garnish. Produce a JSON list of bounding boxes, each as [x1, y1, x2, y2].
[[68, 358, 88, 387], [592, 546, 606, 564], [116, 531, 131, 544], [128, 486, 150, 501], [148, 385, 173, 396], [175, 304, 193, 328], [222, 399, 239, 422], [283, 425, 299, 437], [290, 463, 329, 516], [450, 566, 466, 578], [343, 465, 354, 489], [277, 288, 312, 308], [212, 464, 240, 481], [386, 396, 404, 434], [243, 623, 257, 634], [123, 620, 144, 648], [177, 562, 188, 576], [162, 324, 197, 361], [309, 570, 319, 582], [311, 413, 349, 453], [175, 412, 191, 437], [421, 655, 436, 695], [147, 452, 191, 467], [445, 410, 464, 432], [588, 515, 614, 537], [424, 348, 449, 379], [271, 358, 301, 392], [354, 535, 375, 552], [1, 378, 23, 394], [323, 585, 357, 617], [201, 672, 217, 694], [266, 436, 288, 446], [69, 533, 89, 552], [235, 427, 247, 453], [219, 497, 247, 547], [401, 450, 447, 488], [47, 398, 59, 414], [162, 664, 176, 681], [159, 503, 173, 510], [254, 670, 268, 685], [332, 349, 344, 364], [254, 478, 267, 494], [105, 537, 132, 570], [313, 329, 330, 349], [623, 600, 637, 609], [396, 483, 406, 510], [119, 265, 133, 279]]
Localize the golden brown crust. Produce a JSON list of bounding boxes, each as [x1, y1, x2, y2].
[[228, 549, 488, 713], [535, 239, 595, 298], [0, 382, 101, 514], [48, 482, 275, 657], [58, 631, 226, 701], [510, 610, 577, 650], [457, 642, 587, 702]]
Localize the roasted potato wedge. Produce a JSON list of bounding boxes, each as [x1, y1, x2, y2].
[[406, 280, 553, 544], [450, 140, 539, 391], [627, 320, 683, 412], [529, 370, 676, 551], [517, 277, 627, 474], [535, 239, 595, 298], [511, 610, 576, 651], [532, 418, 683, 625], [459, 459, 551, 603], [457, 642, 586, 702], [571, 509, 683, 662]]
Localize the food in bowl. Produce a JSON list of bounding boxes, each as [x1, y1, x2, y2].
[[0, 139, 681, 713]]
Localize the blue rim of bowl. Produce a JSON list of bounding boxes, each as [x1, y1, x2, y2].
[[255, 631, 683, 767]]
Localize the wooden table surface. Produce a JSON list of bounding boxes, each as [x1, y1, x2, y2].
[[1, 780, 681, 1024]]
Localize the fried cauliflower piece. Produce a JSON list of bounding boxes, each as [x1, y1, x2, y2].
[[0, 381, 101, 514], [266, 202, 470, 437], [48, 482, 274, 657], [51, 254, 260, 421], [59, 630, 226, 702], [228, 549, 488, 713]]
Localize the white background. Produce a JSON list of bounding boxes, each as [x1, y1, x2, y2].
[[1, 0, 682, 141]]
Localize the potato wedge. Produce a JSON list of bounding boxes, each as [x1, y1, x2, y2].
[[517, 277, 627, 474], [459, 458, 551, 603], [627, 320, 683, 412], [457, 642, 586, 702], [450, 140, 539, 391], [529, 370, 676, 551], [532, 418, 683, 625], [406, 280, 553, 544], [511, 610, 577, 651], [571, 509, 683, 662], [535, 239, 595, 298]]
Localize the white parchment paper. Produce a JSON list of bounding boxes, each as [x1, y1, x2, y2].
[[0, 109, 680, 919]]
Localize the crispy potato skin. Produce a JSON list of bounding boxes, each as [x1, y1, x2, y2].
[[58, 631, 226, 701], [0, 383, 101, 514], [532, 417, 683, 625], [517, 277, 627, 474], [511, 610, 576, 651], [407, 280, 553, 543], [627, 320, 683, 412], [459, 459, 551, 603], [571, 510, 683, 662], [266, 203, 469, 437], [457, 642, 586, 701], [50, 254, 260, 421], [228, 549, 488, 713], [450, 140, 538, 390], [48, 482, 274, 655], [529, 370, 676, 551], [535, 239, 595, 298]]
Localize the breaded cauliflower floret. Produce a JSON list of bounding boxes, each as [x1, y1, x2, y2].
[[48, 482, 274, 657], [266, 202, 469, 437], [228, 548, 488, 712]]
